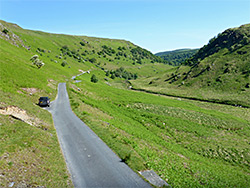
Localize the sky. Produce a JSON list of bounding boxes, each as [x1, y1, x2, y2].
[[0, 0, 249, 53]]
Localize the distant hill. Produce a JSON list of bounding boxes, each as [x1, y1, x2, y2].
[[155, 48, 199, 66]]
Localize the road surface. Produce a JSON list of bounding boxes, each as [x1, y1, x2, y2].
[[48, 83, 151, 188]]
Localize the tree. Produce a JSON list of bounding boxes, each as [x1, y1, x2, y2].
[[2, 29, 9, 34], [80, 41, 85, 46], [111, 73, 115, 79], [89, 58, 97, 64], [91, 74, 98, 83], [61, 61, 68, 67], [105, 70, 110, 77], [30, 55, 44, 69]]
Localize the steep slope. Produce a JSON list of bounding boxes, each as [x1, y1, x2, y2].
[[178, 23, 250, 90], [132, 23, 250, 107], [155, 48, 199, 66], [0, 20, 167, 90]]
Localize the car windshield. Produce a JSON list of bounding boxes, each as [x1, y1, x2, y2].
[[39, 97, 49, 100]]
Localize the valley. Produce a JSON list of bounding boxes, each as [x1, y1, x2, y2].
[[0, 20, 249, 187]]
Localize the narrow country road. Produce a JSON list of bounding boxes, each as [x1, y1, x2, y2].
[[48, 83, 151, 188]]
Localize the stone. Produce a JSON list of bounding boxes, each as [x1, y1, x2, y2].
[[139, 170, 171, 187]]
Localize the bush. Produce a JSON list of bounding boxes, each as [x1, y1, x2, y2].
[[105, 70, 110, 77], [80, 41, 85, 46], [89, 58, 97, 64], [61, 61, 68, 67], [109, 67, 138, 80], [111, 74, 115, 79], [91, 74, 98, 83], [2, 29, 9, 34]]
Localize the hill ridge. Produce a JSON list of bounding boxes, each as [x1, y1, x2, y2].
[[155, 48, 199, 66]]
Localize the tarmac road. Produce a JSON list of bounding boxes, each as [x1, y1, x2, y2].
[[48, 83, 151, 188]]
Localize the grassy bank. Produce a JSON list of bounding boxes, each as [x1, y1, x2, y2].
[[0, 88, 73, 187], [68, 72, 250, 187]]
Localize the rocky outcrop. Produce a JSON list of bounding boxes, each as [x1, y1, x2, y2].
[[0, 23, 30, 50]]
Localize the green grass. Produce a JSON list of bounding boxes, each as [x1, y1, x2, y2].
[[1, 19, 250, 187], [0, 19, 168, 187], [0, 115, 72, 187], [68, 72, 250, 188]]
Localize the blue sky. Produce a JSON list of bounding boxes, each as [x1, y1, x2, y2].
[[0, 0, 249, 53]]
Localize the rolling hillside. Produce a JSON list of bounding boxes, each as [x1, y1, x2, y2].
[[155, 48, 199, 66], [1, 20, 250, 188]]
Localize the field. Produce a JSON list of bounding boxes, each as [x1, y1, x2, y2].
[[68, 72, 250, 187]]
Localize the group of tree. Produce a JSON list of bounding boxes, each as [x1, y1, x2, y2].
[[97, 45, 116, 56], [60, 45, 82, 62], [156, 49, 199, 66], [106, 67, 138, 80], [130, 47, 165, 64]]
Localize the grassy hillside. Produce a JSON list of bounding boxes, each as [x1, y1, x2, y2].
[[1, 20, 250, 188], [155, 48, 199, 66], [0, 20, 168, 187], [132, 23, 250, 107], [68, 71, 250, 188], [179, 23, 250, 92]]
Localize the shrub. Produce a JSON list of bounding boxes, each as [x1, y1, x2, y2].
[[111, 74, 115, 79], [37, 48, 45, 53], [2, 29, 9, 34], [89, 58, 97, 64], [109, 67, 138, 80], [61, 61, 68, 67], [105, 70, 110, 77], [121, 152, 131, 164], [91, 74, 98, 83], [80, 41, 85, 46]]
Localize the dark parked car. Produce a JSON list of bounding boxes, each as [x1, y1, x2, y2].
[[38, 97, 50, 107]]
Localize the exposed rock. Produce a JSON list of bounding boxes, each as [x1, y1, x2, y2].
[[0, 106, 33, 125], [0, 106, 48, 129], [139, 170, 170, 187], [0, 23, 30, 50], [21, 88, 39, 94], [8, 182, 15, 187]]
